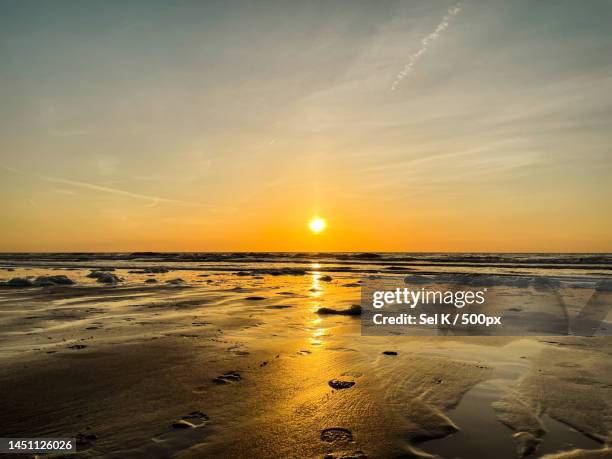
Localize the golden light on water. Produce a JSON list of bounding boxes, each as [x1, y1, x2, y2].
[[308, 217, 326, 234]]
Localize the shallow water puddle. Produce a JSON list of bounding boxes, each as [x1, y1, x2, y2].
[[424, 380, 602, 458], [423, 380, 515, 458], [536, 414, 601, 456]]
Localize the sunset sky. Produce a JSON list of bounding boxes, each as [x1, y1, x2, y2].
[[1, 0, 611, 252]]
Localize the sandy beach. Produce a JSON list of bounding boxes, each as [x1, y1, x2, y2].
[[0, 253, 610, 458]]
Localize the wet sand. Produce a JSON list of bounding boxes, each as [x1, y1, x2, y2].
[[0, 259, 610, 458]]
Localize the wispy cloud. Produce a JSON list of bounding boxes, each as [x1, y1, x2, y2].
[[391, 2, 463, 91]]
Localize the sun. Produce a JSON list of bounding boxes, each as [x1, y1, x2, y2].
[[308, 216, 327, 234]]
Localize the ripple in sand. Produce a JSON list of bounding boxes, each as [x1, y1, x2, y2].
[[324, 451, 367, 459], [321, 428, 354, 443]]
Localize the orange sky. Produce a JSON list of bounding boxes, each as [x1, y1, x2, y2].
[[1, 1, 611, 252]]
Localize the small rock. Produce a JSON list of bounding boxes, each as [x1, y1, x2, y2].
[[87, 271, 121, 284], [34, 275, 75, 286], [6, 277, 33, 287], [319, 275, 333, 282], [166, 278, 185, 285], [382, 351, 398, 356]]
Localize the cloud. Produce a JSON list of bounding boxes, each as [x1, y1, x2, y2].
[[391, 2, 463, 91]]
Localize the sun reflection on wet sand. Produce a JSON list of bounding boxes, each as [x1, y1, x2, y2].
[[309, 268, 328, 345], [310, 327, 328, 346], [309, 269, 322, 297]]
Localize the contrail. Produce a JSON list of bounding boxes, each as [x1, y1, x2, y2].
[[1, 165, 192, 206], [391, 2, 463, 91], [41, 175, 188, 205]]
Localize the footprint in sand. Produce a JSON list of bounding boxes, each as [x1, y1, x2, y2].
[[151, 411, 210, 445], [172, 411, 209, 429], [75, 432, 97, 449], [232, 350, 250, 356], [328, 379, 355, 390], [213, 371, 242, 384]]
